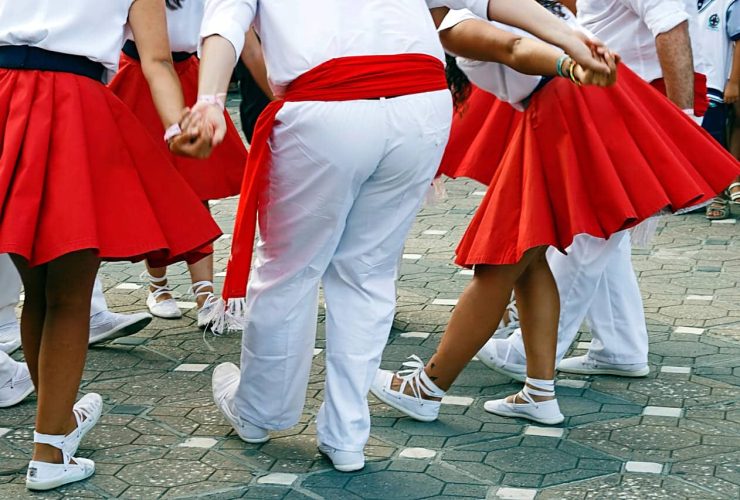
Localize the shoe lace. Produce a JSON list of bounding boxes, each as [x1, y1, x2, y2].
[[515, 380, 555, 406], [140, 271, 175, 301], [396, 355, 445, 402]]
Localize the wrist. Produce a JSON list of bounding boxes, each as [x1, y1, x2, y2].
[[163, 122, 182, 144], [197, 93, 227, 111]]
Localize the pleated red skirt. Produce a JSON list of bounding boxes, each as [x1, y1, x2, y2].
[[109, 54, 247, 201], [0, 69, 222, 267], [437, 86, 521, 185], [456, 64, 740, 267]]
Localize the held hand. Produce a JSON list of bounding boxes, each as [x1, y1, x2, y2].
[[168, 108, 215, 159], [189, 101, 228, 147], [564, 30, 611, 75], [724, 80, 740, 104]]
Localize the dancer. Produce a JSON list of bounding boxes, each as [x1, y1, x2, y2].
[[109, 0, 248, 330], [371, 5, 740, 426], [0, 255, 153, 354], [480, 0, 708, 381], [701, 0, 740, 219], [194, 0, 609, 473], [0, 0, 221, 490]]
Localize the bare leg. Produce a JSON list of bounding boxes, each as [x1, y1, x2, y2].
[[144, 263, 172, 302], [12, 251, 100, 463], [187, 255, 214, 308], [423, 248, 543, 391]]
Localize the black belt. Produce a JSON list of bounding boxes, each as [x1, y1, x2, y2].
[[122, 40, 195, 63], [708, 87, 724, 102], [521, 76, 553, 108], [0, 45, 105, 82]]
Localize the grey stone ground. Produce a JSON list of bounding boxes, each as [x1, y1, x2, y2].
[[1, 102, 739, 499]]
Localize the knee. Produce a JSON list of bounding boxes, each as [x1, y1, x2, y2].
[[45, 288, 92, 312]]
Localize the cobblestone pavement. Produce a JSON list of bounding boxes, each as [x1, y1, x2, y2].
[[2, 104, 740, 499]]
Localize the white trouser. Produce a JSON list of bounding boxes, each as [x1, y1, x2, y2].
[[509, 231, 648, 365], [0, 349, 18, 384], [0, 254, 108, 330], [233, 91, 452, 452]]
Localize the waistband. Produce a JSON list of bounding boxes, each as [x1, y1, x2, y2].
[[0, 45, 105, 82], [522, 76, 554, 108], [708, 87, 724, 102], [122, 40, 195, 64]]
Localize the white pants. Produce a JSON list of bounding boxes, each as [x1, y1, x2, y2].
[[0, 349, 18, 385], [0, 254, 108, 330], [509, 231, 648, 365], [233, 91, 452, 452]]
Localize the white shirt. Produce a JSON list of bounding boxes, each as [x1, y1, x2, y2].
[[697, 0, 739, 94], [0, 0, 134, 82], [201, 0, 490, 96], [440, 8, 581, 111], [128, 0, 204, 53], [577, 0, 691, 82]]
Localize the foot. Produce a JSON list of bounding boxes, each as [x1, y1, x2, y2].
[[0, 320, 21, 354], [212, 363, 270, 444], [0, 362, 34, 408], [65, 393, 104, 457], [88, 311, 152, 345], [557, 354, 649, 377], [483, 378, 564, 425], [143, 274, 182, 319], [318, 442, 365, 472], [26, 432, 95, 491], [705, 197, 730, 220], [476, 335, 527, 382], [370, 356, 445, 422], [192, 281, 218, 331]]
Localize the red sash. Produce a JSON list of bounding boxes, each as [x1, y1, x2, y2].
[[222, 54, 448, 300], [650, 72, 709, 117]]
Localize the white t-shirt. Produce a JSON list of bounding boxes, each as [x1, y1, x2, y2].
[[0, 0, 134, 82], [439, 8, 582, 111], [697, 0, 740, 94], [577, 0, 692, 82], [201, 0, 490, 97], [128, 0, 204, 53]]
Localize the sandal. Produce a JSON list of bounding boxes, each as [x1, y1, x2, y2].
[[705, 196, 731, 220], [728, 182, 740, 211]]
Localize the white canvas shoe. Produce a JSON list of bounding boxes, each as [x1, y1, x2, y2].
[[0, 321, 21, 354], [0, 362, 34, 408], [142, 273, 182, 319], [318, 442, 365, 472], [26, 432, 95, 491], [484, 378, 564, 425], [477, 335, 527, 382], [370, 355, 446, 422], [212, 363, 270, 444], [88, 311, 152, 345], [557, 354, 649, 377]]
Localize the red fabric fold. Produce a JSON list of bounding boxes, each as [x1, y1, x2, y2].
[[222, 54, 448, 300], [650, 72, 709, 117]]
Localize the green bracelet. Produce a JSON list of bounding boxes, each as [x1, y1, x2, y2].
[[556, 54, 569, 78]]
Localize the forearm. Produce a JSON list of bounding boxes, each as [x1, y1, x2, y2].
[[487, 0, 574, 51], [241, 30, 275, 100], [729, 42, 740, 84], [141, 61, 185, 128], [199, 35, 238, 97], [440, 21, 563, 76], [655, 21, 694, 108]]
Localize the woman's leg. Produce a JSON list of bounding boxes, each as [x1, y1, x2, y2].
[[12, 258, 46, 389], [12, 251, 100, 463], [187, 255, 214, 308], [145, 262, 172, 301], [423, 248, 542, 391]]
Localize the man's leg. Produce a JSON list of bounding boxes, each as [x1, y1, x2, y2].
[[318, 90, 452, 452], [0, 254, 22, 353]]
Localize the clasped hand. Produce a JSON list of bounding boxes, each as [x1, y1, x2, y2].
[[168, 103, 228, 159]]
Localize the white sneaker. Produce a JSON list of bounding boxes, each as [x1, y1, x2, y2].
[[212, 363, 270, 444], [370, 355, 446, 422], [88, 311, 152, 345], [557, 354, 649, 377], [0, 362, 34, 408], [142, 272, 182, 319], [26, 432, 95, 491], [477, 335, 527, 382], [66, 393, 104, 456], [0, 321, 21, 354], [318, 442, 365, 472], [484, 380, 564, 425]]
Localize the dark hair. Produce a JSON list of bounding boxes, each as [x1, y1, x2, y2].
[[446, 54, 472, 114], [537, 0, 566, 18], [166, 0, 184, 10]]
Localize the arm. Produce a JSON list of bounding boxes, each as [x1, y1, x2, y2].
[[440, 18, 615, 85], [128, 0, 211, 157], [240, 28, 275, 100], [655, 21, 694, 109], [725, 1, 740, 104]]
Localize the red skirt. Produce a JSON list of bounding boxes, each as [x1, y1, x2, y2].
[[109, 54, 247, 201], [437, 86, 521, 185], [456, 64, 740, 267], [0, 69, 222, 267]]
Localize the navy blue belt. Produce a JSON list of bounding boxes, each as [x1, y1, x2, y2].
[[0, 45, 105, 82], [122, 40, 195, 63], [708, 87, 724, 102], [521, 76, 553, 108]]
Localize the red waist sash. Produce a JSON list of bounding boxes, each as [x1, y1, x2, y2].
[[650, 72, 709, 117], [222, 54, 448, 300]]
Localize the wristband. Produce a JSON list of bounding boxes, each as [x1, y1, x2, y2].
[[556, 54, 569, 78], [164, 122, 182, 143], [197, 93, 227, 111]]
